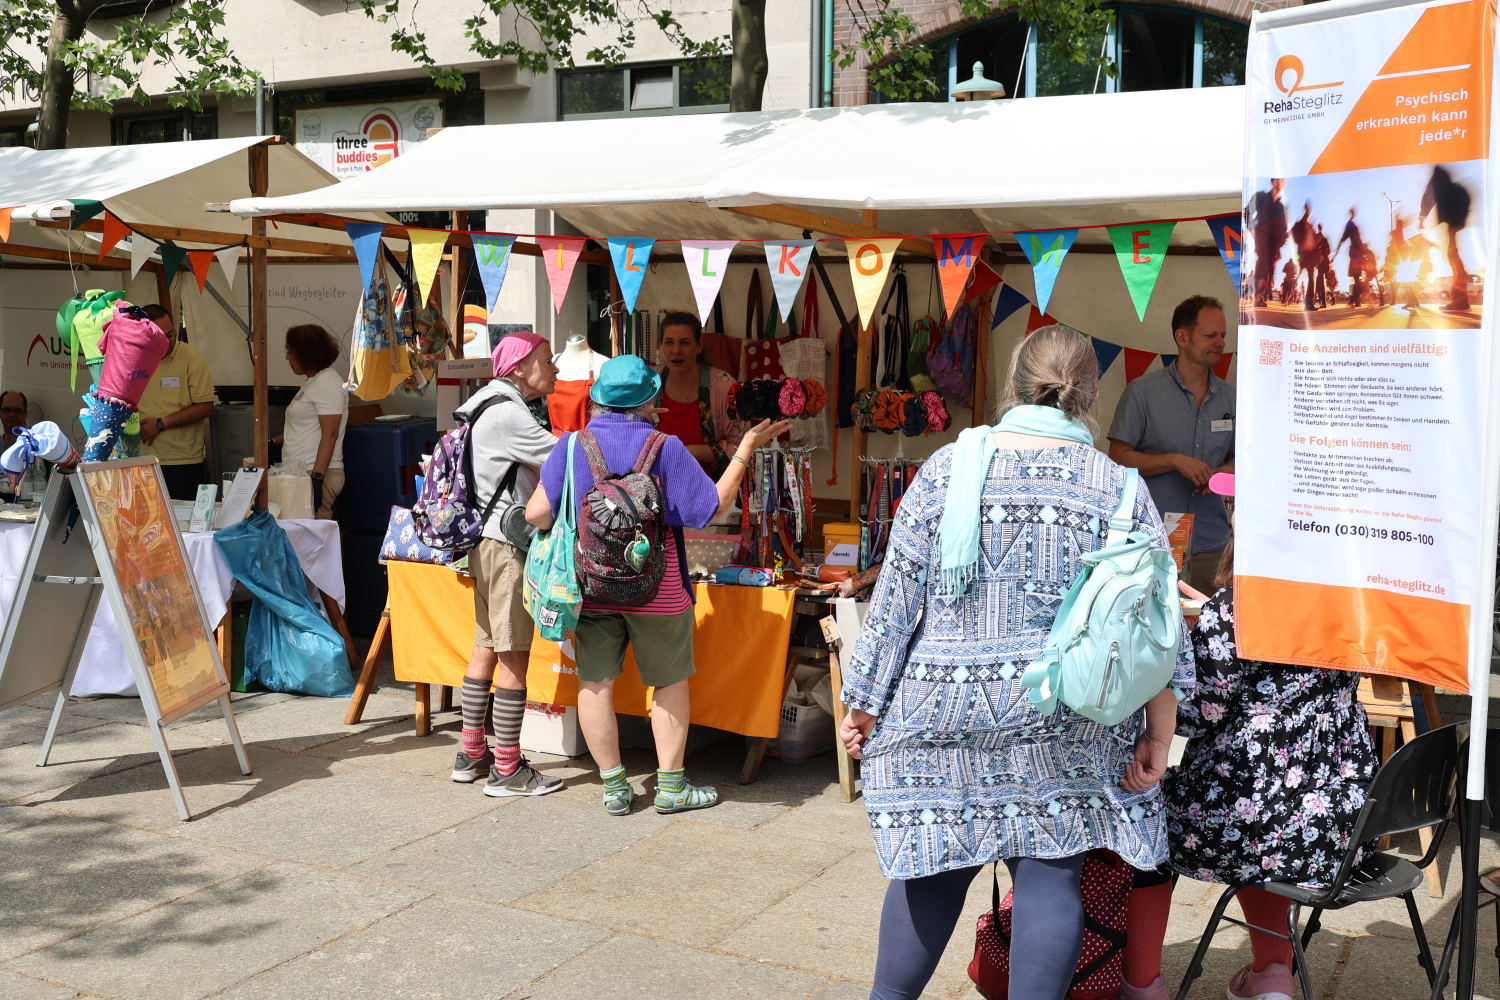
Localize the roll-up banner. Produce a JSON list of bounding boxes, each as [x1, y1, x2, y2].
[[1238, 0, 1499, 704]]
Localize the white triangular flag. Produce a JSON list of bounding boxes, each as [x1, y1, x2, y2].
[[215, 247, 242, 290], [679, 240, 737, 321], [129, 236, 154, 280]]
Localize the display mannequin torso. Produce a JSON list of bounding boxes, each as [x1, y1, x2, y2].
[[554, 336, 608, 381], [548, 335, 611, 435]]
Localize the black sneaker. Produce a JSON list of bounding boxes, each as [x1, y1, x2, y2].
[[483, 756, 564, 797], [451, 748, 493, 783]]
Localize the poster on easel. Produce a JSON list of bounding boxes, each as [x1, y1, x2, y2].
[[0, 461, 249, 821]]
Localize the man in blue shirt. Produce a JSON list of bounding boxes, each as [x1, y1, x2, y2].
[[1108, 296, 1235, 592]]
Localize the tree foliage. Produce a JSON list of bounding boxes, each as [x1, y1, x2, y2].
[[0, 1, 257, 128], [837, 0, 1115, 103]]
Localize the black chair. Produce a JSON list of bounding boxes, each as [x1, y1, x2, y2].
[[1175, 722, 1464, 1000]]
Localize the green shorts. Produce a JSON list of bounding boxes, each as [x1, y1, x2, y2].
[[573, 607, 696, 687]]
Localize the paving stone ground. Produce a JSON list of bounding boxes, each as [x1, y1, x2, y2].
[[4, 651, 1498, 999]]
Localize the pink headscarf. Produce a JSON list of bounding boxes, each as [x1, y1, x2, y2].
[[492, 331, 548, 378]]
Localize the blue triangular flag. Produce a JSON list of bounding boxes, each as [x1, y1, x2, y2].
[[1159, 353, 1178, 369], [1206, 215, 1242, 293], [1019, 228, 1078, 314], [471, 234, 515, 312], [763, 240, 816, 322], [345, 223, 386, 293], [1091, 337, 1124, 377], [991, 284, 1031, 330], [607, 237, 656, 314]]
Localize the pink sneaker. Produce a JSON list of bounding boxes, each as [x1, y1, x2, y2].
[[1119, 973, 1168, 1000], [1226, 961, 1295, 1000]]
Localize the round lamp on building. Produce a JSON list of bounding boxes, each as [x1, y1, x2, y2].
[[951, 61, 1006, 101]]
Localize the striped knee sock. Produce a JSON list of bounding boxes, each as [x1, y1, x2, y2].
[[459, 676, 491, 760], [657, 767, 686, 795], [491, 686, 527, 776]]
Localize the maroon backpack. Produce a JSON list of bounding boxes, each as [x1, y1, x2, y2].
[[575, 429, 669, 606]]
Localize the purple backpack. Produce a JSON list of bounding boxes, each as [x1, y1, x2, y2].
[[575, 429, 669, 606], [928, 301, 978, 408], [411, 395, 507, 551]]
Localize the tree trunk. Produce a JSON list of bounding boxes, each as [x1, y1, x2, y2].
[[730, 0, 768, 113], [37, 3, 94, 150]]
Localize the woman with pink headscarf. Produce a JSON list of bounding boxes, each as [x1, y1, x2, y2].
[[446, 331, 565, 798]]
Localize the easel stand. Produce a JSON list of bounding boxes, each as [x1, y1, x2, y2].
[[0, 467, 250, 822]]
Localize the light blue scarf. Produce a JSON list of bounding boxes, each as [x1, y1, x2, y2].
[[936, 405, 1095, 596]]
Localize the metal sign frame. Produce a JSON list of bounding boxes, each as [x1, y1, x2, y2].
[[0, 462, 249, 821]]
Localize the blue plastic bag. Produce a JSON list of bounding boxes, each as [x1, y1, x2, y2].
[[215, 511, 354, 697]]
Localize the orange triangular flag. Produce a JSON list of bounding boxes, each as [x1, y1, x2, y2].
[[0, 207, 13, 243], [934, 235, 979, 317], [188, 251, 213, 292], [98, 212, 130, 261], [1122, 348, 1158, 384], [1213, 353, 1234, 380]]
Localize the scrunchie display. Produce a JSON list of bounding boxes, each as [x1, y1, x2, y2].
[[872, 389, 906, 434], [779, 378, 807, 418], [923, 390, 951, 433], [727, 382, 742, 421], [900, 394, 928, 437], [738, 379, 783, 422], [801, 379, 827, 416], [852, 388, 879, 432]]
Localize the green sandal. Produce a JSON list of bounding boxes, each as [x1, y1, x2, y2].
[[654, 782, 719, 814], [603, 785, 634, 816]]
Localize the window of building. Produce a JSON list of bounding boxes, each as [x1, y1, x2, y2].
[[559, 58, 730, 120], [111, 108, 216, 145], [900, 3, 1247, 103], [0, 124, 33, 148], [92, 0, 182, 17]]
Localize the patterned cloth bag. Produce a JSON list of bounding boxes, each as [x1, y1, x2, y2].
[[524, 434, 582, 640], [968, 850, 1131, 1000], [928, 301, 978, 407], [575, 428, 669, 606], [380, 507, 456, 566]]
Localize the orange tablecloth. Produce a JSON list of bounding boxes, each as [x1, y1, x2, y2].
[[386, 561, 796, 738]]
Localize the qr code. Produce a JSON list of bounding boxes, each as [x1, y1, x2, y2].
[[1260, 339, 1283, 366]]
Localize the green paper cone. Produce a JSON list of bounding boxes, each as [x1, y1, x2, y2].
[[1107, 221, 1176, 321]]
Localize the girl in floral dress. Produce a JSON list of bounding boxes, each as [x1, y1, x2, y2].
[[1141, 473, 1378, 1000]]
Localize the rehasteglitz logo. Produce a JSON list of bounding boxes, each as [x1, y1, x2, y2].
[[1264, 55, 1345, 114]]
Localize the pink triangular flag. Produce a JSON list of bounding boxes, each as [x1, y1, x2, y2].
[[535, 236, 587, 314]]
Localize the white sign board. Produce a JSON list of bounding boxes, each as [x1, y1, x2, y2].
[[295, 98, 442, 179], [436, 358, 494, 432]]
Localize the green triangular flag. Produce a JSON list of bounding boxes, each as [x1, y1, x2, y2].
[[1106, 221, 1175, 320], [69, 200, 105, 229], [158, 242, 188, 282]]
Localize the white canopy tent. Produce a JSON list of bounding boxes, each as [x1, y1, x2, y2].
[[229, 86, 1245, 246]]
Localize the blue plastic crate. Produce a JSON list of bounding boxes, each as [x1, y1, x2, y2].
[[341, 417, 439, 532], [342, 528, 389, 637]]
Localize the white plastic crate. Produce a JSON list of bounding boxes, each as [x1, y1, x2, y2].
[[766, 702, 835, 762], [520, 701, 585, 757]]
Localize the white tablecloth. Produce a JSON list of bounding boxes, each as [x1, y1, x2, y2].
[[0, 518, 346, 698]]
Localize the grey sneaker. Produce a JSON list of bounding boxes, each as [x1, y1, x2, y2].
[[451, 748, 493, 783], [483, 756, 564, 797]]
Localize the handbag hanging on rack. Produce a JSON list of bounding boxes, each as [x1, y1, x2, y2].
[[879, 267, 912, 391]]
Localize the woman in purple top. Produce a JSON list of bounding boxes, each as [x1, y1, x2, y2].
[[527, 355, 788, 816]]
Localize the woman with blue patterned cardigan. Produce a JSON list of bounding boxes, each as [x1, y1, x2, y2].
[[839, 327, 1194, 1000]]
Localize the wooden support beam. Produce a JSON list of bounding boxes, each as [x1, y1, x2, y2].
[[250, 144, 270, 510], [849, 210, 878, 520], [39, 218, 354, 260], [0, 242, 132, 268], [449, 210, 469, 360], [726, 204, 934, 258]]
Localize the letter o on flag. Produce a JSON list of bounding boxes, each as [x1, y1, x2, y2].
[[854, 243, 883, 275]]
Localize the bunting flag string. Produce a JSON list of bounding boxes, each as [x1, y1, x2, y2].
[[1206, 214, 1243, 292], [1019, 228, 1078, 314], [1122, 347, 1159, 384], [536, 235, 586, 314], [992, 284, 1030, 330], [963, 259, 1003, 306], [845, 237, 902, 329], [158, 243, 187, 284], [1213, 354, 1235, 380], [764, 240, 815, 321], [215, 246, 242, 290], [471, 234, 515, 312], [934, 235, 979, 317], [1107, 221, 1175, 320], [98, 213, 130, 263], [345, 222, 387, 293], [1159, 353, 1178, 369], [681, 239, 736, 320], [187, 251, 213, 293], [407, 229, 450, 308], [129, 233, 154, 279], [607, 237, 655, 314], [1092, 338, 1124, 377]]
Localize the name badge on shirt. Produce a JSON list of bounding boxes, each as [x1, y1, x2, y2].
[[1211, 419, 1233, 433], [161, 376, 181, 388]]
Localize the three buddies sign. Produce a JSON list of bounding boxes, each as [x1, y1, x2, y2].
[[1238, 0, 1500, 699]]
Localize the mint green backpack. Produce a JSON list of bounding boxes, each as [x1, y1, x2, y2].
[[1021, 469, 1182, 726], [523, 434, 582, 642]]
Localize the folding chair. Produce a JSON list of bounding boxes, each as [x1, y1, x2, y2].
[[1175, 723, 1464, 999]]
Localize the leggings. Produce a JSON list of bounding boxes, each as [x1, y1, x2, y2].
[[870, 855, 1085, 1000]]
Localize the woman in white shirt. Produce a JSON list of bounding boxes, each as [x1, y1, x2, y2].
[[275, 325, 348, 518]]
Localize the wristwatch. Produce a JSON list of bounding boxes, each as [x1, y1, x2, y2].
[[155, 418, 166, 432], [309, 471, 324, 484]]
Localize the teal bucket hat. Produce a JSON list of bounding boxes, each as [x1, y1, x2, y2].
[[590, 355, 662, 409]]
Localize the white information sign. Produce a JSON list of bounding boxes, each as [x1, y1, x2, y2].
[[294, 98, 442, 180]]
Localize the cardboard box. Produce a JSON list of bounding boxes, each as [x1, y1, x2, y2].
[[520, 701, 585, 757]]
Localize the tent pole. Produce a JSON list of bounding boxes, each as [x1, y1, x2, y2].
[[450, 210, 469, 359], [249, 143, 270, 509], [849, 210, 878, 523], [153, 261, 173, 321]]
